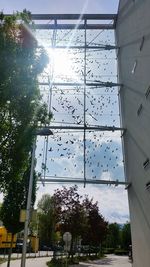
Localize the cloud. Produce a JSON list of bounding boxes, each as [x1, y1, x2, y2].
[[35, 131, 124, 181], [35, 183, 129, 224]]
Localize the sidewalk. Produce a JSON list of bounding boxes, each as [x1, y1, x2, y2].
[[71, 255, 132, 267], [0, 257, 50, 267], [0, 255, 132, 267]]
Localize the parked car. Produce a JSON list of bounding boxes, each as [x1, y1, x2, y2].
[[40, 245, 52, 251], [15, 238, 30, 253]]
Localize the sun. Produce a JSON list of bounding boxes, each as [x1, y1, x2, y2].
[[47, 48, 79, 82]]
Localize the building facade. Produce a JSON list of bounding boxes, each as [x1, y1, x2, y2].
[[116, 0, 150, 266]]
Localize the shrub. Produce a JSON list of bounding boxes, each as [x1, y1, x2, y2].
[[103, 248, 115, 254], [47, 257, 79, 267], [46, 253, 103, 267], [114, 249, 128, 255]]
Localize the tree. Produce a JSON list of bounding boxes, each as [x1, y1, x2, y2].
[[105, 223, 121, 249], [37, 186, 108, 258], [0, 166, 37, 235], [82, 197, 108, 249], [0, 11, 52, 267], [121, 222, 131, 250], [53, 186, 108, 257], [37, 194, 55, 248], [53, 186, 87, 255], [0, 11, 51, 192]]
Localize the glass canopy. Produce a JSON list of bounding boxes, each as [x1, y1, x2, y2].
[[33, 14, 125, 186]]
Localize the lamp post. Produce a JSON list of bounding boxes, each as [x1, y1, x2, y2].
[[21, 128, 53, 267]]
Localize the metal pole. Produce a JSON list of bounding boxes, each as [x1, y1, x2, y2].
[[83, 19, 87, 188], [43, 20, 57, 182], [21, 139, 36, 267], [66, 253, 68, 267]]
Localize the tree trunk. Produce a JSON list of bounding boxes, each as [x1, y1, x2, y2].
[[7, 234, 14, 267]]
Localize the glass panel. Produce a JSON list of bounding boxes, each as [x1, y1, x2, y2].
[[35, 25, 124, 182]]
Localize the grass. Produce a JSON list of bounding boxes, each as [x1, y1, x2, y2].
[[0, 258, 7, 264]]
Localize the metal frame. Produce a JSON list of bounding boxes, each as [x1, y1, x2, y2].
[[7, 12, 124, 267], [34, 24, 115, 30], [4, 13, 117, 29], [39, 177, 129, 186], [3, 13, 123, 186], [34, 13, 124, 185], [38, 45, 118, 50], [83, 19, 87, 187], [40, 125, 124, 131], [39, 82, 122, 87], [29, 14, 117, 30], [31, 14, 117, 20]]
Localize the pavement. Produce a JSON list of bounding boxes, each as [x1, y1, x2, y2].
[[0, 255, 132, 267], [71, 255, 132, 267], [0, 256, 50, 267]]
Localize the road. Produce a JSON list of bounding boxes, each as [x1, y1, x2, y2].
[[0, 255, 132, 267]]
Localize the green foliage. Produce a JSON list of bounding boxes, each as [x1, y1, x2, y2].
[[53, 186, 88, 242], [0, 258, 6, 264], [0, 166, 37, 234], [0, 11, 51, 191], [48, 258, 72, 267], [103, 247, 115, 254], [105, 223, 121, 249], [0, 11, 52, 236], [47, 258, 63, 267], [38, 186, 108, 257], [121, 223, 131, 250], [82, 197, 108, 247], [47, 254, 103, 267], [46, 257, 77, 267], [104, 222, 131, 253], [114, 249, 128, 255], [38, 194, 55, 247]]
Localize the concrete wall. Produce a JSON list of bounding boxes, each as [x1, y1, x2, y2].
[[116, 1, 150, 266]]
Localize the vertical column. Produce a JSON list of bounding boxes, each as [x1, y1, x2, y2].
[[44, 19, 57, 181], [83, 19, 87, 187]]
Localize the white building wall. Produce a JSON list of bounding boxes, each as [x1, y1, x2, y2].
[[116, 1, 150, 266]]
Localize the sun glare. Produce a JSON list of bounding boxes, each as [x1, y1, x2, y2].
[[47, 48, 79, 82]]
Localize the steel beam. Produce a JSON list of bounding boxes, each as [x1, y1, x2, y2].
[[39, 177, 129, 186], [4, 14, 117, 29], [34, 24, 114, 30], [39, 82, 122, 87], [30, 14, 117, 20], [83, 19, 87, 187], [40, 125, 124, 131], [38, 45, 118, 50]]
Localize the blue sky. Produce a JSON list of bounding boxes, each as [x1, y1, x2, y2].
[[1, 0, 130, 224], [1, 0, 119, 14]]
